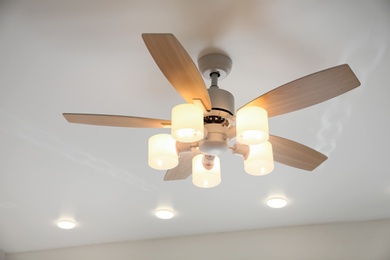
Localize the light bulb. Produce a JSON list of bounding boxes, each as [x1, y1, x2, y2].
[[267, 198, 287, 208], [155, 209, 175, 219], [236, 106, 269, 145], [57, 220, 76, 229]]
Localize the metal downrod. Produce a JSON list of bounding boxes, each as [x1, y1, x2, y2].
[[210, 72, 220, 87]]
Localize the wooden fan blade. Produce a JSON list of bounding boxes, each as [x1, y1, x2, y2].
[[240, 64, 360, 117], [142, 33, 212, 110], [269, 135, 327, 171], [164, 150, 201, 181], [63, 113, 170, 128]]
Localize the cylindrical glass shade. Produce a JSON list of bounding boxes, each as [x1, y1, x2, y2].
[[244, 141, 274, 176], [192, 154, 221, 188], [171, 104, 204, 143], [148, 134, 178, 170], [236, 106, 269, 145]]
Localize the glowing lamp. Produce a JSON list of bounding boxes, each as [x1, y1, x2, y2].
[[155, 209, 175, 219], [244, 141, 274, 176], [236, 106, 269, 145], [148, 134, 178, 170], [171, 104, 204, 143], [192, 154, 221, 188], [267, 198, 287, 208], [57, 220, 76, 229]]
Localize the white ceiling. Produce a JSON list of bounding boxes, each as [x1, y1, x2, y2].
[[0, 0, 389, 254]]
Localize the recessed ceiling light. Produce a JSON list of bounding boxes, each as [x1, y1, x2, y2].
[[57, 220, 76, 229], [155, 209, 174, 219], [267, 197, 287, 208]]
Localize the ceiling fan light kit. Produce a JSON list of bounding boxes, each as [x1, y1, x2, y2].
[[63, 33, 361, 188], [171, 104, 204, 143], [192, 154, 221, 188], [148, 134, 178, 170], [236, 106, 269, 145], [245, 141, 274, 176]]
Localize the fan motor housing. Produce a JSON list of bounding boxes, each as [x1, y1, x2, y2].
[[208, 86, 235, 116], [200, 86, 235, 157], [197, 53, 235, 156]]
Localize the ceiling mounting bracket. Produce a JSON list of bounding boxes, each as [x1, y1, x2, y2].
[[198, 53, 232, 81]]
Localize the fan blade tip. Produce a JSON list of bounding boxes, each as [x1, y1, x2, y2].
[[304, 163, 323, 172], [142, 33, 174, 38], [163, 174, 190, 181], [310, 156, 328, 171], [353, 73, 362, 87], [141, 33, 151, 40], [342, 63, 361, 82]]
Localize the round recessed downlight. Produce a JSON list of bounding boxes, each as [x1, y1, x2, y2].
[[155, 209, 174, 219], [267, 198, 287, 208], [57, 220, 76, 229]]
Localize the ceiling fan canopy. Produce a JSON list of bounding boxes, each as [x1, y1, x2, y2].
[[63, 33, 360, 188]]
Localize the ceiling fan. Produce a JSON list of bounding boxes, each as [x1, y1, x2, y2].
[[63, 33, 360, 188]]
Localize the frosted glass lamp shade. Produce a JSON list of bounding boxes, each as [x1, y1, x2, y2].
[[148, 134, 178, 170], [244, 141, 274, 176], [171, 104, 204, 143], [192, 154, 221, 188], [236, 106, 269, 145]]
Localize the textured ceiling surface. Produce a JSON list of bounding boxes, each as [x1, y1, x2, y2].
[[0, 0, 389, 254]]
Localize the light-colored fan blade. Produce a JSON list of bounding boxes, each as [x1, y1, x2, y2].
[[164, 150, 201, 181], [269, 135, 327, 171], [240, 64, 360, 117], [63, 113, 170, 128], [142, 33, 212, 110]]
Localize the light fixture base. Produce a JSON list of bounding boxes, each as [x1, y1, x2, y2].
[[198, 53, 232, 81], [199, 124, 228, 156]]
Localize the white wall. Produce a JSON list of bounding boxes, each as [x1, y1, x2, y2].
[[0, 250, 5, 260], [6, 219, 390, 260]]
